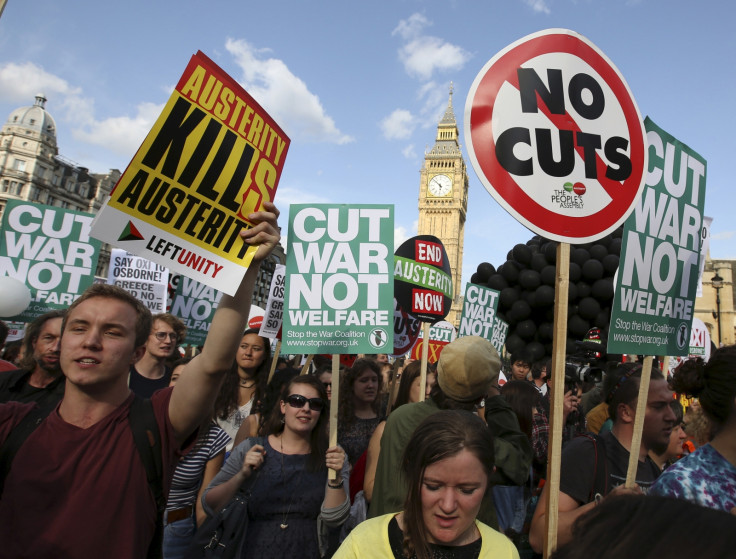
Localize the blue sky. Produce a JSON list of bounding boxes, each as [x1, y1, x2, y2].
[[1, 0, 733, 289]]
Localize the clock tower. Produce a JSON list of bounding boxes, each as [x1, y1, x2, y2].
[[418, 85, 469, 327]]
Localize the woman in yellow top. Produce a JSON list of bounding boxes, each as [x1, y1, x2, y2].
[[334, 410, 519, 559]]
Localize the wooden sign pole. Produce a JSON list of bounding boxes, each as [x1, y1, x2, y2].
[[385, 362, 401, 416], [328, 353, 340, 481], [419, 322, 431, 402], [543, 242, 570, 559], [267, 339, 282, 383], [300, 354, 314, 375], [625, 355, 653, 487]]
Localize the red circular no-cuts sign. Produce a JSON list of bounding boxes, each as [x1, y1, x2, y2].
[[464, 29, 647, 243]]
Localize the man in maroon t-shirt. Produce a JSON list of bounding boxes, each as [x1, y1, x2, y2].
[[0, 203, 280, 559]]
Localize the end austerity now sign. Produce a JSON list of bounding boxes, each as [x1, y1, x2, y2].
[[282, 204, 394, 354]]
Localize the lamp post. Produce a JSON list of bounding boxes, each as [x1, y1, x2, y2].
[[712, 272, 724, 347]]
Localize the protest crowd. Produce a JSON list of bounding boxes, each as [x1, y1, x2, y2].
[[0, 202, 734, 559]]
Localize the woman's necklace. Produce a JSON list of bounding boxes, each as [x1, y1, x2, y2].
[[279, 435, 304, 530], [239, 378, 256, 389]]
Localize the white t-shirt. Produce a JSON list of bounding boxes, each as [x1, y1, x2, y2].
[[217, 398, 254, 451]]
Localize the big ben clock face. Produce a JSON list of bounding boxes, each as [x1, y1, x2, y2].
[[428, 174, 453, 196]]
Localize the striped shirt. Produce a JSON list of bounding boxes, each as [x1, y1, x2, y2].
[[166, 423, 230, 511]]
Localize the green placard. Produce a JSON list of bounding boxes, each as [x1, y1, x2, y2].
[[282, 204, 394, 354], [458, 283, 500, 340], [490, 316, 509, 355], [170, 276, 222, 346], [608, 118, 706, 356], [0, 200, 101, 321]]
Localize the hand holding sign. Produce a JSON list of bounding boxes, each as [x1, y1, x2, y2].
[[240, 201, 282, 264]]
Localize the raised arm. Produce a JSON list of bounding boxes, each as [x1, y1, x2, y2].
[[169, 203, 280, 444], [363, 420, 386, 503]]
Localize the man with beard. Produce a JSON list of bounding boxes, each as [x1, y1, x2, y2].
[[0, 310, 65, 408], [529, 363, 676, 552]]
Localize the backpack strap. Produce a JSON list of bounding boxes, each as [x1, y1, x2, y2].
[[0, 396, 165, 557], [0, 403, 54, 496], [129, 396, 164, 559], [576, 433, 609, 503]]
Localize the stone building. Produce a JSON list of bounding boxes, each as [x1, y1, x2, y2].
[[695, 256, 735, 347], [0, 94, 120, 277]]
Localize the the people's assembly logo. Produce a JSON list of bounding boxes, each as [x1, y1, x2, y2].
[[550, 182, 585, 209]]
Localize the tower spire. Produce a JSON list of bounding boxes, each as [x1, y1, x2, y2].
[[440, 82, 456, 126]]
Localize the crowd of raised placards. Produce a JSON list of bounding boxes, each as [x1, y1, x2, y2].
[[1, 206, 735, 559]]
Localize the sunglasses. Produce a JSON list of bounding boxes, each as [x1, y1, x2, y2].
[[285, 394, 325, 412], [153, 332, 178, 342]]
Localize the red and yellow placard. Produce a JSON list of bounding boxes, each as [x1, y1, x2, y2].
[[92, 51, 290, 295]]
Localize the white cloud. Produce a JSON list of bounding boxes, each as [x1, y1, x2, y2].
[[394, 225, 411, 248], [392, 14, 471, 81], [274, 185, 331, 209], [380, 80, 453, 144], [381, 16, 466, 143], [392, 13, 431, 41], [225, 38, 353, 145], [71, 101, 163, 157], [402, 144, 417, 159], [417, 81, 450, 125], [394, 220, 419, 248], [0, 37, 355, 166], [522, 0, 552, 14], [0, 61, 158, 159], [711, 231, 735, 241], [0, 62, 80, 102], [380, 109, 416, 140]]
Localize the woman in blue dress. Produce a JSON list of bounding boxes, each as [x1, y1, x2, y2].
[[203, 375, 350, 558]]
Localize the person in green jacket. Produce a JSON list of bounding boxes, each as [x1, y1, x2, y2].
[[368, 336, 533, 529]]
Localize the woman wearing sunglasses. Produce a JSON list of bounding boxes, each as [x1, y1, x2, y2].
[[334, 410, 519, 559], [203, 376, 350, 558]]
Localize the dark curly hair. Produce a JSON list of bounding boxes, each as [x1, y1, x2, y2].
[[671, 346, 736, 431]]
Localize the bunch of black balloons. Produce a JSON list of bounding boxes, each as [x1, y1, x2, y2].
[[470, 228, 623, 362]]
